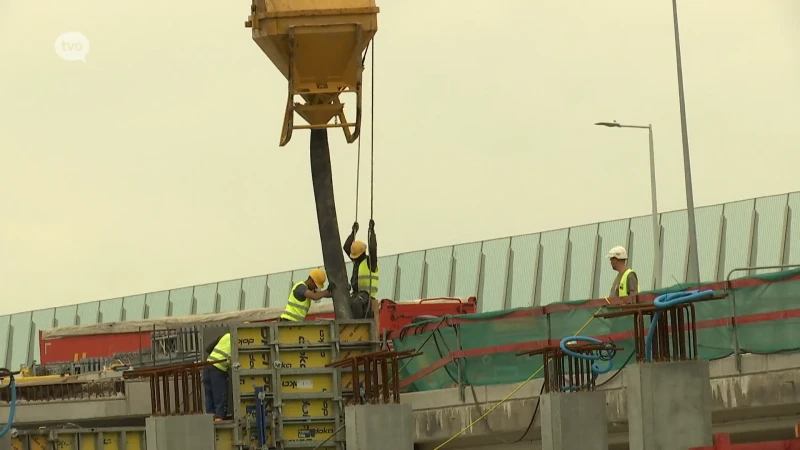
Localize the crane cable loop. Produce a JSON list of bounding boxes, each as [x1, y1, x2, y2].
[[351, 38, 376, 320]]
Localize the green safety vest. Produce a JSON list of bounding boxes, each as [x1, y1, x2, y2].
[[618, 268, 636, 297], [281, 281, 311, 322], [356, 261, 379, 297], [207, 333, 231, 371]]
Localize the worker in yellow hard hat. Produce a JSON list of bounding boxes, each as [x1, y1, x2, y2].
[[343, 220, 379, 318], [280, 268, 333, 322]]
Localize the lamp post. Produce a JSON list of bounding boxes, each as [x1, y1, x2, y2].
[[671, 0, 701, 283], [595, 121, 662, 289]]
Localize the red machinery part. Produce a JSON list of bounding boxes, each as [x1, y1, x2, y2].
[[38, 297, 477, 364], [689, 432, 800, 450], [380, 297, 478, 341], [39, 330, 153, 364]]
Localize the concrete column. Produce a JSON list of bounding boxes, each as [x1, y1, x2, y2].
[[541, 390, 608, 450], [145, 414, 216, 450], [627, 360, 713, 450], [0, 432, 11, 450], [345, 403, 414, 450]]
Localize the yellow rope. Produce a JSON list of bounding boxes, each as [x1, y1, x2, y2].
[[433, 297, 611, 450]]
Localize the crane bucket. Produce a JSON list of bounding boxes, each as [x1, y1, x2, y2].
[[245, 0, 379, 146]]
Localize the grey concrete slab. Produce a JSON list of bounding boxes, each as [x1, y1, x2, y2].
[[345, 404, 414, 450], [145, 414, 215, 450], [627, 360, 713, 450], [541, 391, 607, 450]]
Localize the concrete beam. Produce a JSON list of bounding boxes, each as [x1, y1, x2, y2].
[[0, 379, 152, 426], [407, 353, 800, 449], [4, 353, 800, 449]]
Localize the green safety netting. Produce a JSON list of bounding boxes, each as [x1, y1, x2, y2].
[[393, 268, 800, 392]]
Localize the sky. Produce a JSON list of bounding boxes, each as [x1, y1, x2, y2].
[[0, 0, 798, 315]]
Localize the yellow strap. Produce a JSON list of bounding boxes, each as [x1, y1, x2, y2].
[[433, 297, 612, 450]]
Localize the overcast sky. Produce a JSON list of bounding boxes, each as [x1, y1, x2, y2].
[[1, 0, 798, 315]]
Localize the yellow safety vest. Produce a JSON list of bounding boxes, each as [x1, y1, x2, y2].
[[281, 281, 311, 322], [207, 333, 231, 371], [618, 268, 635, 297], [356, 261, 379, 297]]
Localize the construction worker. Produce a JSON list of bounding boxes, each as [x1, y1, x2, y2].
[[343, 220, 378, 318], [280, 268, 332, 322], [608, 246, 638, 298], [203, 332, 231, 422]]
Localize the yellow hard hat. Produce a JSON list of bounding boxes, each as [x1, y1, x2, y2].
[[350, 241, 367, 259], [309, 268, 327, 288]]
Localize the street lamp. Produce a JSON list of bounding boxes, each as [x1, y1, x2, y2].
[[671, 0, 701, 283], [595, 121, 663, 290]]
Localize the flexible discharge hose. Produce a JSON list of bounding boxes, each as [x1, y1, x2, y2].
[[645, 290, 714, 362], [0, 370, 17, 438], [558, 336, 617, 391]]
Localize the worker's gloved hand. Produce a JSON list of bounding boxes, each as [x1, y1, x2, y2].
[[328, 282, 337, 292], [369, 219, 375, 231], [352, 222, 359, 234], [324, 290, 333, 298]]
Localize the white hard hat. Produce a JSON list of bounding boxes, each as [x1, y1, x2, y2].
[[607, 246, 628, 260]]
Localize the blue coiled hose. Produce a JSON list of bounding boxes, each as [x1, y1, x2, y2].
[[0, 372, 16, 438], [645, 290, 715, 362], [558, 336, 617, 391]]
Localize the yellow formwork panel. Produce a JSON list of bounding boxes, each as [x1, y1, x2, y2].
[[238, 351, 270, 370], [280, 373, 333, 393], [341, 370, 370, 391], [277, 323, 330, 345], [338, 347, 372, 361], [31, 435, 74, 450], [338, 323, 372, 343], [239, 348, 335, 369], [282, 398, 335, 418], [239, 397, 334, 420], [237, 327, 270, 347], [283, 421, 338, 443], [214, 427, 234, 450], [14, 431, 144, 450], [238, 374, 271, 394]]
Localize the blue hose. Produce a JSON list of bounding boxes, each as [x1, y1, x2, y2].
[[645, 290, 714, 362], [0, 376, 16, 438], [558, 336, 617, 391]]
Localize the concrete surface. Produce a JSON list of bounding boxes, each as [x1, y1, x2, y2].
[[145, 414, 215, 450], [407, 353, 800, 449], [541, 391, 607, 450], [345, 403, 414, 450], [4, 353, 800, 449], [627, 360, 712, 450], [0, 433, 11, 450]]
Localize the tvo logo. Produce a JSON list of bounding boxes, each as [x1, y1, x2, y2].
[[55, 32, 90, 62]]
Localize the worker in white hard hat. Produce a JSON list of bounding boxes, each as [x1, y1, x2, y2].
[[280, 268, 333, 322], [343, 220, 379, 318], [607, 246, 638, 298]]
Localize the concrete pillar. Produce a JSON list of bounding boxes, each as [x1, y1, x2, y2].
[[345, 403, 414, 450], [541, 390, 608, 450], [145, 414, 216, 450], [0, 432, 11, 450], [627, 360, 713, 450]]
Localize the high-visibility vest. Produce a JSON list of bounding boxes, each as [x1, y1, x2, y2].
[[618, 268, 636, 297], [356, 261, 379, 297], [281, 281, 311, 322], [207, 333, 231, 371]]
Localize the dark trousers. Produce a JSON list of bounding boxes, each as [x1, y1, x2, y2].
[[350, 291, 374, 319], [203, 366, 228, 418]]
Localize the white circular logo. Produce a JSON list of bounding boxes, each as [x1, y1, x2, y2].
[[55, 32, 90, 62]]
